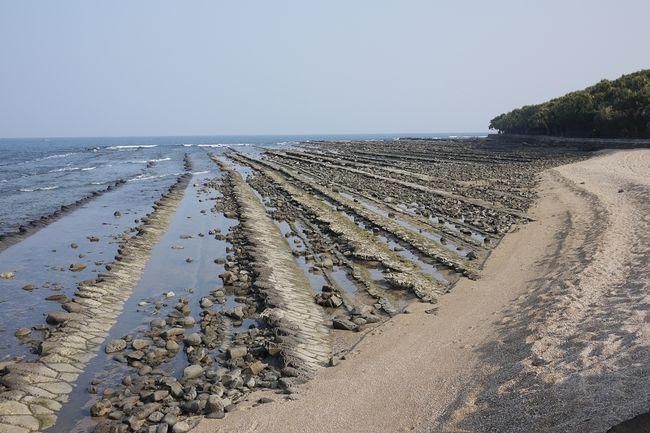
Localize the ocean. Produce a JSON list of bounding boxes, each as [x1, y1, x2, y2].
[[0, 133, 484, 234]]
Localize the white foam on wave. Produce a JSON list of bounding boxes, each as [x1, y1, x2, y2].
[[20, 185, 59, 192], [49, 166, 80, 173], [196, 143, 251, 148], [81, 166, 96, 171], [191, 171, 209, 175], [127, 172, 182, 182], [127, 157, 172, 164], [35, 152, 78, 162]]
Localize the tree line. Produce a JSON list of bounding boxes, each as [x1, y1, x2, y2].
[[490, 70, 650, 138]]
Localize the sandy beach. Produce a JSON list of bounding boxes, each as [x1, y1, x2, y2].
[[194, 149, 650, 433]]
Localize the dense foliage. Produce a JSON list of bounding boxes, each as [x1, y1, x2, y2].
[[490, 70, 650, 138]]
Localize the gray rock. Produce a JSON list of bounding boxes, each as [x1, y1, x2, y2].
[[200, 297, 213, 308], [228, 346, 247, 359], [172, 421, 190, 433], [183, 364, 203, 380], [90, 400, 112, 417], [183, 333, 201, 346], [63, 302, 83, 313], [106, 339, 127, 353], [132, 339, 149, 350], [69, 263, 87, 272], [15, 327, 31, 337], [332, 318, 358, 331], [205, 394, 225, 414]]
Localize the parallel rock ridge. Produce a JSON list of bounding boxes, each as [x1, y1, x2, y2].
[[228, 152, 448, 302], [0, 174, 190, 433], [212, 156, 331, 376]]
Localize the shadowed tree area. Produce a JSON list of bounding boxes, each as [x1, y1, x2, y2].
[[490, 70, 650, 138]]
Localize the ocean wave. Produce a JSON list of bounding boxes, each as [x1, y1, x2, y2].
[[49, 166, 80, 173], [107, 145, 158, 150], [196, 143, 251, 148], [125, 157, 172, 164], [127, 172, 181, 182], [20, 185, 59, 192], [33, 152, 79, 162], [48, 165, 97, 173]]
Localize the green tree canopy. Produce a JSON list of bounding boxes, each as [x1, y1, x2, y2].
[[490, 70, 650, 138]]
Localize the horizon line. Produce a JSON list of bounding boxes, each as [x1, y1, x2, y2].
[[0, 131, 492, 140]]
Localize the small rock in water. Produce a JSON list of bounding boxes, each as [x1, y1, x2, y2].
[[114, 210, 121, 217], [185, 257, 193, 263], [165, 291, 175, 298], [200, 297, 213, 308], [70, 243, 78, 249], [69, 263, 87, 272], [132, 339, 149, 350], [1, 271, 15, 279], [21, 284, 36, 292], [90, 400, 112, 417], [63, 302, 83, 313], [15, 327, 31, 338], [184, 333, 201, 346], [87, 235, 100, 242], [106, 339, 127, 353]]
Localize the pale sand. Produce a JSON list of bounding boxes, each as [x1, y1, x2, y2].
[[195, 149, 650, 433]]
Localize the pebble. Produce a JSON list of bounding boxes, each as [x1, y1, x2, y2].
[[106, 339, 127, 353], [183, 364, 204, 379], [172, 422, 190, 433]]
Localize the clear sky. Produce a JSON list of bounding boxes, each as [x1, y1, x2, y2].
[[0, 0, 648, 138]]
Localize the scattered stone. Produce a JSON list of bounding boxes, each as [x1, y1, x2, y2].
[[172, 422, 190, 433], [90, 400, 112, 417], [332, 318, 358, 331], [200, 297, 213, 308], [132, 339, 149, 350], [69, 263, 87, 272], [15, 327, 31, 338], [183, 333, 201, 346], [1, 271, 15, 279], [21, 284, 36, 292], [183, 364, 204, 379], [228, 346, 247, 359], [106, 339, 127, 353]]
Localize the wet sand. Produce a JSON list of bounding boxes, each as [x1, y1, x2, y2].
[[195, 149, 650, 433]]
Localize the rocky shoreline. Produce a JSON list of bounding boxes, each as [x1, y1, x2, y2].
[[0, 141, 592, 433]]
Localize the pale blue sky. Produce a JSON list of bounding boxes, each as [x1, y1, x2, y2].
[[0, 0, 648, 137]]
